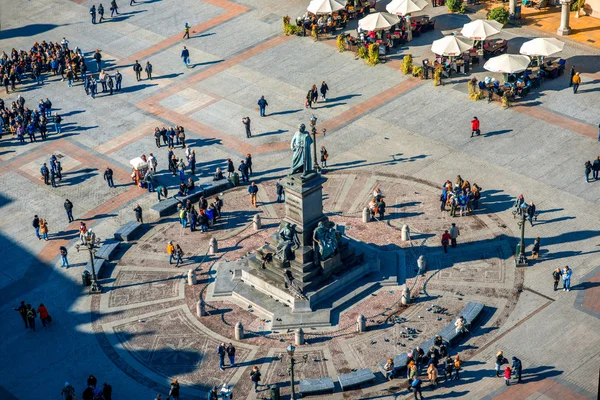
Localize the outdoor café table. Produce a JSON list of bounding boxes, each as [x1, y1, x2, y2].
[[483, 40, 507, 53]]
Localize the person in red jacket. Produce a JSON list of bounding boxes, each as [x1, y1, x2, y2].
[[504, 365, 512, 386], [471, 117, 480, 137], [441, 230, 452, 253], [38, 303, 49, 327]]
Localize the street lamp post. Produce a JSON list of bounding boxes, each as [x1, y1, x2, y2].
[[76, 230, 102, 293], [515, 204, 528, 267], [286, 344, 296, 399], [309, 115, 321, 173]]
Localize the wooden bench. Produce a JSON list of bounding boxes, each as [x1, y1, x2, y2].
[[114, 221, 142, 242], [299, 377, 335, 397], [95, 240, 120, 261], [338, 368, 375, 391]]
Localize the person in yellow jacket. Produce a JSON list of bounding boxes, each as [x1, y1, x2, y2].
[[572, 72, 581, 94], [167, 241, 175, 264]]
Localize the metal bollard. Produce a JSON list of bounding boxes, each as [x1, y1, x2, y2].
[[253, 215, 261, 230], [235, 322, 244, 340], [209, 237, 218, 255], [187, 269, 196, 286], [295, 328, 305, 345], [401, 224, 410, 241], [417, 255, 427, 275], [362, 207, 370, 223], [401, 286, 411, 305], [357, 314, 366, 332]]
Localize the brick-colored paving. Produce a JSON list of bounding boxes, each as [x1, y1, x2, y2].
[[580, 270, 600, 315]]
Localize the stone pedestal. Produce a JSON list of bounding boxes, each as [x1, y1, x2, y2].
[[187, 269, 196, 285], [253, 215, 261, 230], [417, 255, 427, 275], [235, 322, 244, 340], [401, 286, 411, 305], [357, 314, 366, 332], [401, 224, 410, 241], [281, 173, 326, 246], [362, 207, 369, 223], [557, 0, 572, 36], [295, 328, 305, 345], [209, 237, 218, 254]]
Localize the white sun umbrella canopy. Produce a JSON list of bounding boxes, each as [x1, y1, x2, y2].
[[358, 12, 401, 31], [461, 19, 503, 40], [386, 0, 428, 15], [483, 54, 531, 74], [307, 0, 345, 14], [431, 35, 474, 56], [519, 37, 564, 57]]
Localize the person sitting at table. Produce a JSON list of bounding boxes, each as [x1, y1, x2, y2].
[[317, 16, 325, 33]]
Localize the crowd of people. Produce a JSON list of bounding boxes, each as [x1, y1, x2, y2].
[[440, 175, 482, 217], [0, 95, 62, 142]]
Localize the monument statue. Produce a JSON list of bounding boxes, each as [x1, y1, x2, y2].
[[290, 123, 313, 175], [313, 219, 339, 263], [275, 222, 300, 263]]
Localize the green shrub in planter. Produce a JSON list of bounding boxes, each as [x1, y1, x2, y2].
[[446, 0, 463, 12], [487, 6, 510, 24]]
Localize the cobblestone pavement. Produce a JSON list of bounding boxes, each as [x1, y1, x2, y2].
[[1, 0, 599, 399]]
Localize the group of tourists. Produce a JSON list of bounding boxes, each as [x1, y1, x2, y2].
[[13, 300, 51, 331], [60, 375, 113, 400], [174, 193, 223, 233], [494, 351, 522, 386], [0, 95, 62, 142], [440, 176, 482, 217], [305, 81, 329, 108], [40, 154, 64, 187], [368, 187, 386, 221], [584, 156, 600, 182]]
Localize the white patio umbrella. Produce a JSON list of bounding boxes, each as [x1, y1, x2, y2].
[[386, 0, 428, 16], [483, 54, 531, 74], [307, 0, 345, 14], [461, 19, 503, 40], [431, 35, 474, 56], [519, 37, 564, 56], [358, 12, 401, 31]]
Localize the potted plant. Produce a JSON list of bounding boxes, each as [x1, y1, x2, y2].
[[401, 54, 413, 75]]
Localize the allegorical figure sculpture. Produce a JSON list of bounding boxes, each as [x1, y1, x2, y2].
[[276, 222, 300, 263], [313, 219, 339, 263], [290, 123, 313, 175]]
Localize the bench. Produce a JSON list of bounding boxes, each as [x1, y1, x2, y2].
[[338, 368, 375, 391], [114, 221, 142, 242], [378, 302, 484, 373], [85, 258, 106, 278], [299, 377, 335, 396], [95, 240, 120, 261], [150, 180, 232, 218]]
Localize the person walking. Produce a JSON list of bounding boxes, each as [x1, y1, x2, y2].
[[531, 237, 540, 259], [115, 70, 122, 91], [145, 61, 153, 80], [79, 221, 87, 244], [41, 163, 50, 185], [98, 4, 105, 23], [585, 160, 592, 182], [495, 351, 505, 377], [107, 75, 114, 95], [246, 153, 253, 175], [238, 160, 249, 183], [453, 355, 462, 380], [93, 50, 102, 72], [562, 266, 572, 291], [110, 0, 119, 16], [511, 356, 522, 383], [14, 301, 29, 329], [504, 366, 512, 386], [257, 95, 268, 117], [276, 179, 285, 203], [26, 304, 37, 331], [226, 343, 236, 367], [320, 145, 328, 168], [133, 203, 143, 223], [64, 199, 75, 223], [527, 201, 536, 226], [444, 356, 453, 382], [411, 377, 424, 400], [471, 116, 480, 137], [181, 46, 191, 68], [60, 245, 69, 268], [38, 303, 49, 327], [218, 342, 227, 371], [61, 382, 76, 400], [320, 81, 329, 101], [167, 241, 175, 264], [133, 60, 142, 81], [227, 158, 235, 179], [449, 223, 459, 248], [572, 72, 581, 94], [90, 5, 97, 24], [248, 182, 258, 208], [183, 22, 190, 39], [593, 156, 600, 180], [553, 267, 562, 291], [33, 215, 41, 240], [39, 219, 49, 241], [169, 379, 180, 400], [441, 230, 451, 253], [154, 128, 162, 148], [250, 366, 262, 393], [242, 117, 251, 138], [175, 244, 184, 267], [103, 167, 115, 187]]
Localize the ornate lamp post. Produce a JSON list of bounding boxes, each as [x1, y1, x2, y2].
[[309, 115, 321, 173], [286, 344, 296, 399], [515, 204, 528, 267], [76, 229, 103, 293]]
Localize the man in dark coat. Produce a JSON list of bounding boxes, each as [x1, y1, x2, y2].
[[64, 199, 75, 223]]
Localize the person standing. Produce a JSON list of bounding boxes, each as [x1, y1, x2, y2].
[[61, 382, 76, 400], [511, 356, 522, 383], [133, 60, 142, 81], [449, 223, 459, 248], [531, 237, 540, 259], [444, 356, 453, 382], [218, 343, 227, 371], [276, 179, 285, 203], [572, 72, 581, 94], [98, 3, 105, 22], [238, 160, 249, 183], [320, 146, 328, 168], [504, 366, 512, 386], [145, 61, 153, 80], [250, 366, 262, 393], [257, 95, 268, 117], [90, 5, 97, 24], [441, 230, 451, 253], [527, 201, 536, 226], [110, 0, 119, 16], [64, 199, 75, 223], [183, 22, 190, 39], [227, 158, 235, 178], [246, 153, 253, 175], [453, 355, 462, 380], [107, 75, 114, 95], [242, 117, 251, 138], [93, 50, 102, 72], [104, 167, 115, 187], [115, 70, 122, 92], [174, 244, 184, 266], [33, 215, 41, 240], [427, 362, 438, 388], [411, 377, 424, 400], [585, 160, 592, 182], [593, 156, 600, 180], [553, 267, 562, 291], [154, 128, 162, 148], [79, 221, 88, 244], [41, 163, 50, 185], [50, 169, 58, 188], [471, 116, 480, 137], [181, 46, 190, 68], [248, 182, 258, 208], [169, 379, 180, 400], [320, 81, 329, 101], [60, 245, 69, 268], [226, 343, 236, 367], [167, 241, 175, 264], [38, 303, 49, 327], [14, 301, 29, 329], [39, 219, 49, 241], [26, 304, 37, 331], [562, 266, 572, 291], [495, 351, 505, 377], [133, 203, 143, 223]]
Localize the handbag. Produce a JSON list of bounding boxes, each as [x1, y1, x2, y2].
[[47, 314, 52, 322]]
